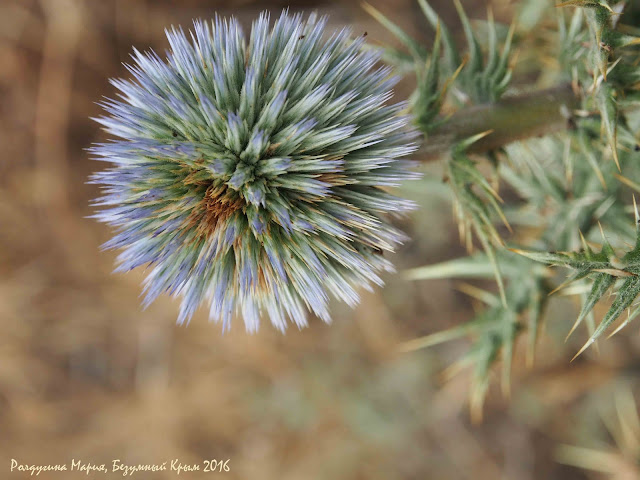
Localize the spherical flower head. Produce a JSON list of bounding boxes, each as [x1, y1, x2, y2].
[[90, 11, 419, 332]]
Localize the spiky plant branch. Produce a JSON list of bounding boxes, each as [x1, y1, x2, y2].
[[369, 0, 640, 416]]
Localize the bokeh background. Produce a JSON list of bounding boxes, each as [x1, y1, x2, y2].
[[2, 0, 640, 478]]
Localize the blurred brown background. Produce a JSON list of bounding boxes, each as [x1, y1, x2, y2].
[[2, 0, 639, 478]]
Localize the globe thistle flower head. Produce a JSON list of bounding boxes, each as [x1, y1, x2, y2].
[[90, 11, 419, 332]]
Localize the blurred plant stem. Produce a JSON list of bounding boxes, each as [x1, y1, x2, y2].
[[420, 83, 579, 160]]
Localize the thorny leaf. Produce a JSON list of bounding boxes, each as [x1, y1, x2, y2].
[[514, 216, 640, 357]]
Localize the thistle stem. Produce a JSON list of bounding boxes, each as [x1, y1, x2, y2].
[[420, 83, 580, 159]]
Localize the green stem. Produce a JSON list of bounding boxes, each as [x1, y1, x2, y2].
[[420, 83, 580, 160]]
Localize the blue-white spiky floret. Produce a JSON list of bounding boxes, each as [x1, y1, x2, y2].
[[90, 10, 419, 331]]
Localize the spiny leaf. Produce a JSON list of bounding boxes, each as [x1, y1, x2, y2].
[[468, 333, 500, 422], [578, 130, 607, 188], [451, 0, 515, 103], [448, 141, 510, 305], [515, 218, 640, 356], [413, 23, 446, 131], [596, 82, 620, 170], [403, 256, 546, 417], [510, 234, 615, 271], [500, 313, 520, 398], [362, 2, 426, 61], [603, 30, 640, 49], [398, 315, 492, 352], [526, 278, 549, 366], [574, 275, 640, 359], [566, 272, 616, 339], [607, 302, 640, 338], [416, 0, 460, 73], [404, 252, 540, 281], [453, 0, 483, 76]]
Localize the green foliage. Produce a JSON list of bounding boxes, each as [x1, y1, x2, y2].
[[447, 135, 510, 305], [452, 0, 515, 103], [557, 1, 640, 169], [404, 251, 549, 417], [416, 0, 459, 74], [412, 24, 449, 132], [515, 214, 640, 358], [370, 0, 640, 414], [365, 0, 516, 129]]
